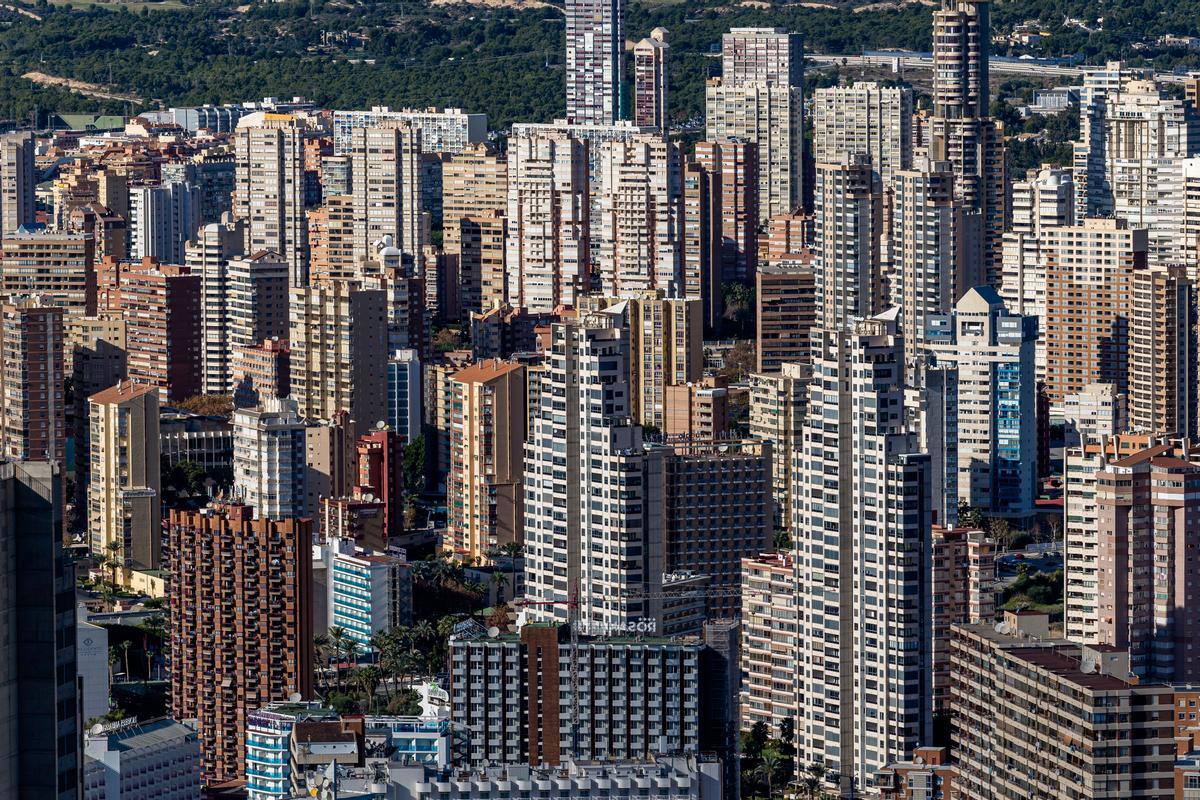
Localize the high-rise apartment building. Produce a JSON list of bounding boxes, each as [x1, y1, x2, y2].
[[289, 281, 388, 427], [720, 27, 803, 85], [1073, 62, 1152, 221], [352, 428, 406, 546], [651, 439, 772, 617], [0, 300, 65, 462], [739, 552, 799, 736], [0, 462, 78, 800], [120, 263, 202, 403], [523, 312, 664, 633], [596, 136, 682, 296], [1000, 166, 1075, 378], [0, 229, 96, 313], [813, 154, 883, 329], [231, 337, 290, 409], [633, 28, 669, 129], [755, 260, 816, 372], [929, 0, 1006, 283], [0, 131, 35, 236], [681, 159, 723, 332], [812, 81, 913, 184], [951, 613, 1176, 800], [694, 138, 758, 283], [234, 113, 309, 286], [227, 252, 291, 386], [794, 311, 933, 789], [446, 359, 527, 561], [578, 293, 702, 429], [129, 182, 202, 264], [443, 145, 507, 314], [1092, 441, 1200, 682], [924, 287, 1038, 519], [331, 107, 486, 155], [386, 349, 421, 442], [350, 123, 425, 274], [929, 526, 994, 715], [167, 504, 313, 783], [1062, 382, 1127, 447], [663, 377, 728, 440], [1128, 265, 1196, 438], [187, 216, 246, 395], [306, 194, 356, 282], [892, 159, 982, 360], [748, 363, 809, 531], [1042, 219, 1146, 402], [564, 0, 624, 124], [705, 82, 803, 222], [504, 133, 590, 312], [326, 542, 413, 647], [231, 397, 307, 520], [87, 381, 161, 579]]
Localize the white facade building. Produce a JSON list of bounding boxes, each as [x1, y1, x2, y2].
[[232, 397, 307, 520], [83, 717, 202, 800], [332, 107, 486, 155]]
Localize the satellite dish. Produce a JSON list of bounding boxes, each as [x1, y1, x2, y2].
[[376, 421, 386, 429], [487, 626, 500, 638], [90, 723, 104, 735]]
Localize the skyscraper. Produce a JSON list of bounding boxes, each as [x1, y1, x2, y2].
[[596, 135, 682, 297], [1128, 265, 1196, 438], [705, 28, 803, 221], [748, 363, 809, 532], [523, 311, 663, 633], [231, 397, 307, 520], [794, 311, 933, 788], [891, 160, 982, 361], [755, 260, 816, 372], [812, 82, 913, 184], [929, 0, 1006, 284], [0, 131, 35, 237], [187, 216, 246, 395], [288, 281, 388, 427], [924, 287, 1039, 520], [633, 28, 669, 130], [234, 113, 309, 286], [0, 462, 78, 800], [129, 182, 202, 264], [446, 359, 527, 561], [564, 0, 624, 124], [0, 299, 65, 462], [87, 381, 161, 580], [813, 153, 883, 330], [681, 159, 723, 332], [120, 263, 203, 403], [694, 138, 758, 283], [167, 504, 313, 783], [350, 122, 425, 274], [504, 133, 589, 312]]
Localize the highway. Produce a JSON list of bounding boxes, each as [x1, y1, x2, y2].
[[807, 53, 1196, 83]]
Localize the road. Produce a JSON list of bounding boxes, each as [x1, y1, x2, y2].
[[808, 53, 1195, 84]]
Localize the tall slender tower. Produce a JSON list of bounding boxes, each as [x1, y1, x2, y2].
[[565, 0, 624, 124], [234, 113, 309, 286], [794, 310, 933, 790], [930, 0, 1005, 286], [633, 28, 669, 130]]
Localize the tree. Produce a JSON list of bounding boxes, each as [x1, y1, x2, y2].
[[108, 645, 120, 683], [403, 435, 426, 496], [351, 666, 382, 712], [742, 720, 769, 760], [119, 639, 132, 681], [756, 748, 784, 799], [720, 340, 756, 382]]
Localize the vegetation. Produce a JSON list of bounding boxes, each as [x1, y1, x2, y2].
[[999, 564, 1064, 616], [161, 457, 233, 507], [314, 617, 461, 714]]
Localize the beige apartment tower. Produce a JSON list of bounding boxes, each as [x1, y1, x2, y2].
[[234, 113, 309, 286], [633, 29, 669, 130], [446, 359, 527, 561], [350, 122, 425, 274], [289, 281, 388, 427], [1128, 264, 1196, 438], [87, 381, 161, 581]]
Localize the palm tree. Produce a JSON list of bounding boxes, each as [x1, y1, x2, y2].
[[105, 540, 124, 591], [107, 645, 120, 683], [351, 666, 381, 712], [327, 627, 351, 692], [756, 749, 784, 799], [118, 640, 132, 681], [489, 570, 509, 604], [804, 762, 827, 800]]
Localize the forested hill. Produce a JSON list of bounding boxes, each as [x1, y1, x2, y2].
[[1, 0, 1200, 129]]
